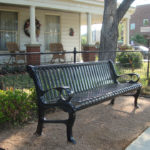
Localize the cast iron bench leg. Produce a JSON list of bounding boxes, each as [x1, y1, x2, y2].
[[134, 88, 141, 108], [66, 112, 76, 144], [109, 98, 115, 105], [35, 108, 44, 136]]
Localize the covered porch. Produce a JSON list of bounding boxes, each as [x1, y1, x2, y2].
[[0, 0, 133, 65]]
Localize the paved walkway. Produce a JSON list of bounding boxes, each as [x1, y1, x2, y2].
[[126, 127, 150, 150]]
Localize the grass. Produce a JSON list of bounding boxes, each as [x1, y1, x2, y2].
[[0, 72, 34, 90]]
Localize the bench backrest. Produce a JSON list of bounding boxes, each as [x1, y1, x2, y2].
[[27, 61, 117, 104]]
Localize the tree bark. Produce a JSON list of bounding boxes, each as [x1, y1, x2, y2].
[[99, 0, 135, 62]]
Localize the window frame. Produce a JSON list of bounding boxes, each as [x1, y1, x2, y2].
[[0, 9, 19, 52], [130, 23, 135, 30], [44, 14, 61, 51], [143, 19, 149, 26]]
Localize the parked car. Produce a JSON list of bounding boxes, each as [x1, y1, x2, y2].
[[134, 46, 149, 54], [134, 46, 149, 59]]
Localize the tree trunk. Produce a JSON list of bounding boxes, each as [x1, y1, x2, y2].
[[99, 0, 135, 62], [99, 0, 118, 62]]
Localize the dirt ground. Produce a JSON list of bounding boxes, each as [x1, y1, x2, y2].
[[0, 96, 150, 150]]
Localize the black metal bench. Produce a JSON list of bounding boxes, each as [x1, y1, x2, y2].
[[27, 60, 142, 144]]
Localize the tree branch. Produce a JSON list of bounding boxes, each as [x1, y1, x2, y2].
[[117, 0, 135, 22]]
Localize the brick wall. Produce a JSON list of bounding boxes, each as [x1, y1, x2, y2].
[[130, 4, 150, 40]]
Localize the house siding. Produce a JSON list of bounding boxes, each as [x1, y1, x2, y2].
[[0, 5, 80, 62]]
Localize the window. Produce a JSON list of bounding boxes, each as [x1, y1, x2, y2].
[[45, 15, 60, 50], [0, 11, 18, 51], [143, 19, 149, 26], [92, 30, 96, 42], [130, 23, 135, 30]]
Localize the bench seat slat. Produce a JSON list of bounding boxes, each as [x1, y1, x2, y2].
[[71, 82, 141, 111]]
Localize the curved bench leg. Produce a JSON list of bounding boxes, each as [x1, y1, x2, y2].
[[35, 108, 44, 136], [66, 112, 76, 144], [109, 98, 115, 105], [134, 88, 141, 108]]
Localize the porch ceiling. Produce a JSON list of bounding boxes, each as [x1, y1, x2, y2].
[[0, 0, 104, 15]]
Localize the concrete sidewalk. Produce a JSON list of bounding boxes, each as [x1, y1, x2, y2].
[[126, 127, 150, 150]]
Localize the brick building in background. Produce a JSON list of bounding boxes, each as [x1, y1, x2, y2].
[[130, 4, 150, 44]]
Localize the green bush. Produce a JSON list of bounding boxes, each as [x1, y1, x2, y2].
[[131, 34, 147, 45], [0, 89, 37, 124], [117, 52, 143, 71]]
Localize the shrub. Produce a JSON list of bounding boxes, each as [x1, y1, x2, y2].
[[117, 52, 143, 71], [0, 65, 26, 75], [0, 89, 37, 124], [131, 34, 147, 45]]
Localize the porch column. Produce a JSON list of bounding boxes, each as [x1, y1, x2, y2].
[[126, 18, 130, 45], [26, 5, 40, 65], [87, 13, 92, 45], [123, 18, 130, 45], [30, 5, 37, 44]]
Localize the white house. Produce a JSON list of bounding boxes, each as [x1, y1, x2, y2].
[[0, 0, 134, 63]]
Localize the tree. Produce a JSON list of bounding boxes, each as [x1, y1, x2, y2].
[[99, 0, 135, 61]]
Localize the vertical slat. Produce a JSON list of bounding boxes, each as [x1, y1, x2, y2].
[[77, 65, 85, 92], [86, 64, 93, 89], [102, 62, 107, 85], [51, 67, 60, 97], [55, 67, 63, 86], [37, 69, 45, 91], [72, 66, 80, 93], [94, 63, 101, 87], [108, 63, 114, 84], [36, 69, 49, 102], [62, 67, 70, 87], [90, 64, 97, 88], [88, 64, 95, 89], [97, 63, 104, 86], [65, 67, 75, 92], [106, 63, 112, 84], [59, 67, 67, 86], [70, 67, 78, 93], [74, 66, 83, 92], [48, 69, 57, 99], [58, 67, 68, 96], [81, 65, 89, 90], [105, 62, 112, 84], [40, 69, 51, 99], [45, 69, 54, 99]]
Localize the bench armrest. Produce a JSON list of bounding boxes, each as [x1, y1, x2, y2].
[[53, 86, 74, 102], [116, 73, 140, 83]]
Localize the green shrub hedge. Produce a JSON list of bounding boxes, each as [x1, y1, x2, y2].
[[0, 89, 37, 124], [117, 52, 143, 70]]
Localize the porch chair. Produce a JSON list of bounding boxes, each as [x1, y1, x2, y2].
[[50, 43, 66, 63], [6, 42, 26, 64]]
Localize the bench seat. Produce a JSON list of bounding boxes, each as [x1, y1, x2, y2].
[[71, 82, 141, 111]]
